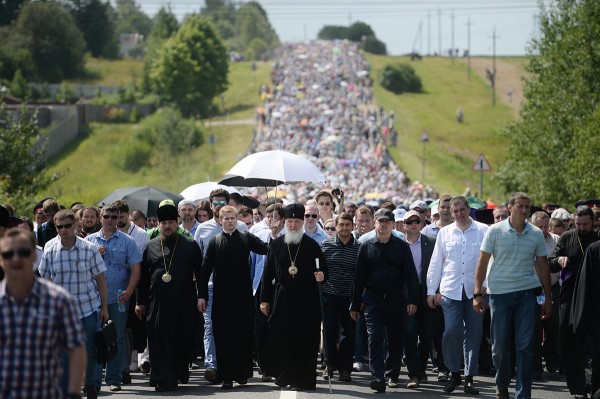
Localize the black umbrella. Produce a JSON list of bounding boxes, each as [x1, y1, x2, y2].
[[97, 186, 184, 217]]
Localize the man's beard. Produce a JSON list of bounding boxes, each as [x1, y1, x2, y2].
[[83, 224, 98, 234], [284, 228, 304, 245], [182, 215, 193, 224]]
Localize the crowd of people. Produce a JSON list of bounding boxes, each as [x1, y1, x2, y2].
[[1, 40, 599, 399]]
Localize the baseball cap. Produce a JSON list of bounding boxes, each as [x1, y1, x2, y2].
[[374, 208, 394, 222], [393, 208, 406, 222], [431, 205, 439, 216], [410, 200, 428, 210], [403, 210, 421, 221], [551, 208, 571, 220]]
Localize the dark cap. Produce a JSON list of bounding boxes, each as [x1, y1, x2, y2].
[[156, 200, 178, 222], [374, 208, 394, 222], [284, 203, 305, 220]]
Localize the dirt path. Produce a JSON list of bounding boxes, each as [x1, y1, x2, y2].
[[462, 57, 527, 119]]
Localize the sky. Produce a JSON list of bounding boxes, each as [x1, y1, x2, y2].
[[136, 0, 552, 56]]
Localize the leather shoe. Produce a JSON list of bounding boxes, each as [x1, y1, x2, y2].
[[443, 376, 462, 393], [84, 385, 97, 399], [338, 370, 352, 382], [221, 381, 233, 389], [464, 381, 479, 394], [370, 379, 386, 392]]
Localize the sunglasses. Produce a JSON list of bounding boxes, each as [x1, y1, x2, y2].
[[304, 214, 319, 219], [318, 202, 331, 206], [1, 247, 33, 260], [56, 223, 74, 230], [212, 200, 227, 207], [405, 219, 421, 225], [324, 227, 336, 231], [102, 215, 118, 220]]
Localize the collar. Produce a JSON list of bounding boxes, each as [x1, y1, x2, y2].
[[450, 217, 477, 233], [0, 278, 40, 300], [406, 234, 421, 245], [58, 235, 85, 251], [335, 234, 356, 246], [505, 218, 531, 234]]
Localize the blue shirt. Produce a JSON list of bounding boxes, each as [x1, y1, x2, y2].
[[86, 230, 142, 304], [305, 228, 328, 246], [251, 228, 284, 295], [480, 219, 547, 295]]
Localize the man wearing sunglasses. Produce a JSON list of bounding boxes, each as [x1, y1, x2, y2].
[[1, 228, 87, 399], [193, 188, 249, 383], [39, 209, 108, 399], [409, 200, 429, 230], [427, 196, 489, 395], [303, 203, 327, 245], [85, 205, 141, 393]]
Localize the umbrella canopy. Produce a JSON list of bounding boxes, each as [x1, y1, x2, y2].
[[98, 186, 183, 217], [180, 182, 240, 201], [219, 150, 327, 187], [467, 196, 487, 210]]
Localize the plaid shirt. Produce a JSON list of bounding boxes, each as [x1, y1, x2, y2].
[[39, 236, 107, 318], [0, 278, 85, 399]]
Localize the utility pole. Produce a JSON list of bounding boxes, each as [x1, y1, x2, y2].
[[489, 27, 500, 106], [427, 12, 431, 55], [450, 10, 455, 64], [419, 20, 423, 55], [438, 8, 442, 56], [466, 16, 473, 81]]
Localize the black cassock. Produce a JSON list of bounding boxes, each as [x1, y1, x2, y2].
[[137, 233, 202, 390], [260, 234, 327, 389], [199, 230, 268, 383]]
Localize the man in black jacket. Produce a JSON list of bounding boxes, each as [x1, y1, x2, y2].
[[350, 208, 419, 393]]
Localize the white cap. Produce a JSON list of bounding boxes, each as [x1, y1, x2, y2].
[[393, 208, 406, 222], [551, 208, 571, 220], [431, 205, 439, 216], [410, 200, 428, 210]]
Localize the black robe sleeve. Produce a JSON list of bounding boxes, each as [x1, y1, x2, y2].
[[137, 245, 151, 306], [260, 240, 277, 305], [350, 242, 368, 312], [548, 234, 567, 273], [248, 232, 268, 255], [198, 235, 217, 300], [570, 243, 600, 337]]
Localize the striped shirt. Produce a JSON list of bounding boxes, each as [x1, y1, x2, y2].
[[321, 235, 360, 297], [85, 230, 141, 305], [481, 219, 547, 295], [39, 236, 107, 318], [0, 278, 85, 399]]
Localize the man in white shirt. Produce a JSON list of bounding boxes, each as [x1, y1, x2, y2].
[[427, 196, 489, 394], [303, 203, 327, 245]]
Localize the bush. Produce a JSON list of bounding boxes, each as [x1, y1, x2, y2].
[[129, 106, 140, 123], [363, 36, 387, 55], [105, 107, 126, 123], [116, 138, 152, 172], [381, 63, 422, 94]]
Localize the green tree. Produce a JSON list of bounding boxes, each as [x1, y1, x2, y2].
[[234, 2, 279, 57], [61, 0, 117, 58], [142, 6, 179, 93], [200, 0, 236, 42], [0, 46, 33, 81], [9, 69, 30, 100], [0, 105, 55, 215], [363, 36, 387, 55], [147, 15, 229, 118], [114, 0, 152, 37], [12, 1, 85, 81], [381, 64, 422, 94], [347, 21, 375, 42], [497, 0, 600, 204], [0, 0, 25, 26], [317, 25, 348, 40]]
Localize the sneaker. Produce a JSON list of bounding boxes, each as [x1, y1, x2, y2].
[[190, 360, 201, 370], [352, 361, 364, 372], [110, 384, 122, 392], [322, 368, 331, 380], [261, 375, 273, 382], [339, 370, 352, 382], [406, 377, 420, 389], [370, 379, 386, 392], [437, 370, 450, 381], [204, 368, 217, 382], [495, 386, 509, 399], [443, 376, 462, 393], [387, 378, 399, 388]]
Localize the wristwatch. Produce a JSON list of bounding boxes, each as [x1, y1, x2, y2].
[[473, 293, 484, 298]]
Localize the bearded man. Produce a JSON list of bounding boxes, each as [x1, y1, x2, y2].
[[260, 203, 327, 391], [135, 200, 203, 392]]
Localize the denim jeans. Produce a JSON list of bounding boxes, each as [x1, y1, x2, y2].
[[96, 302, 129, 386], [441, 293, 483, 376], [63, 311, 100, 391], [322, 293, 355, 372], [490, 288, 536, 399], [354, 314, 368, 363], [203, 283, 217, 369], [363, 291, 406, 382]]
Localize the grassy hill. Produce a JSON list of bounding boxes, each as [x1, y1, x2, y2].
[[42, 60, 272, 206], [368, 54, 523, 201], [44, 54, 526, 206]]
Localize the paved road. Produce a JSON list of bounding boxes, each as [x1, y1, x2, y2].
[[109, 366, 572, 399]]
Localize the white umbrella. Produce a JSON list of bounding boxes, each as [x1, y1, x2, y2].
[[219, 150, 327, 187], [180, 182, 239, 201]]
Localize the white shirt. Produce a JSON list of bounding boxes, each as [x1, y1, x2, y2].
[[427, 218, 489, 300], [125, 224, 150, 254]]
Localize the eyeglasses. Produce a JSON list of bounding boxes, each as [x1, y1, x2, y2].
[[405, 219, 421, 225], [318, 202, 331, 206], [324, 227, 336, 231], [56, 223, 74, 230], [212, 200, 227, 207], [1, 247, 33, 260], [304, 214, 319, 219], [102, 215, 118, 220]]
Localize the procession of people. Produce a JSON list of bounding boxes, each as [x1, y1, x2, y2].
[[1, 40, 599, 399]]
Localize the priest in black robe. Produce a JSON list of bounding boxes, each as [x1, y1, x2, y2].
[[135, 200, 203, 392], [198, 205, 268, 389], [571, 241, 600, 398], [260, 203, 327, 391]]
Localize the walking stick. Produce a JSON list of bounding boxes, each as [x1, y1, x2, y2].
[[316, 258, 333, 394]]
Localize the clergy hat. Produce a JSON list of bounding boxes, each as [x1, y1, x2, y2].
[[157, 200, 178, 222], [284, 203, 305, 220], [0, 205, 8, 228]]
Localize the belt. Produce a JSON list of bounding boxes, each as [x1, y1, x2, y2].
[[366, 288, 401, 299]]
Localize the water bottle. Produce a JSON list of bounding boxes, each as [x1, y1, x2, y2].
[[117, 290, 127, 312], [536, 291, 545, 305]]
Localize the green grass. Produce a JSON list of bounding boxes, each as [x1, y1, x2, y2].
[[67, 57, 144, 85], [368, 54, 517, 201]]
